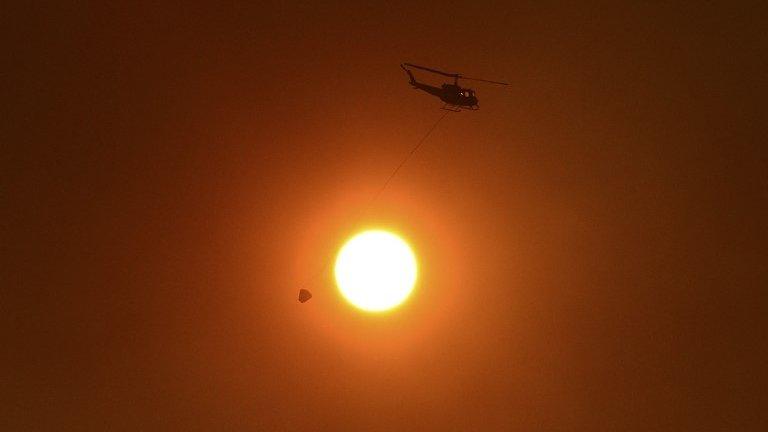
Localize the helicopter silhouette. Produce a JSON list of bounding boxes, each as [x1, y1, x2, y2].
[[401, 63, 508, 111]]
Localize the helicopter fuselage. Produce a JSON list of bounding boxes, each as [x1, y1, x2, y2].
[[401, 63, 506, 110], [410, 81, 478, 108], [440, 83, 478, 107]]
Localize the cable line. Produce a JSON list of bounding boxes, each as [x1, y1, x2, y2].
[[299, 110, 451, 300], [366, 110, 450, 210]]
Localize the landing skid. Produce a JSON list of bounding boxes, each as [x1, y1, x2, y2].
[[441, 104, 479, 112]]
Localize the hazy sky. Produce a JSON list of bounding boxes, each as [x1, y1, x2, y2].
[[5, 2, 767, 430]]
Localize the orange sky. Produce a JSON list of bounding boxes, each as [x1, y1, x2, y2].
[[5, 2, 767, 430]]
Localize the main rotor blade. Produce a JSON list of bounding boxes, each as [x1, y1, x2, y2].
[[403, 63, 459, 78], [461, 76, 509, 86]]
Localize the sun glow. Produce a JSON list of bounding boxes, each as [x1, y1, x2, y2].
[[334, 230, 418, 312]]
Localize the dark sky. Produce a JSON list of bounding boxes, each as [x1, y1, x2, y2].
[[5, 2, 767, 430]]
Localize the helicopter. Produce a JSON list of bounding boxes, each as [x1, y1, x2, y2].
[[401, 63, 508, 111]]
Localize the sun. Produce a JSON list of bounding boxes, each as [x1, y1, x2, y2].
[[334, 230, 418, 312]]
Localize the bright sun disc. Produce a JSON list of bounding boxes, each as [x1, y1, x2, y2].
[[334, 230, 418, 312]]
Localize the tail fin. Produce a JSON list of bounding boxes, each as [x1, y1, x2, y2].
[[401, 64, 416, 85]]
